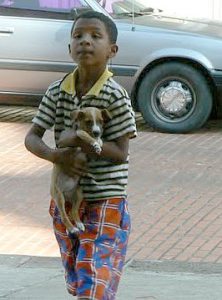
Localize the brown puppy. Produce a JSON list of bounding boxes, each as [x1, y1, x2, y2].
[[50, 107, 111, 235]]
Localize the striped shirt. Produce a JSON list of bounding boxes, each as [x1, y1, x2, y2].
[[33, 68, 137, 201]]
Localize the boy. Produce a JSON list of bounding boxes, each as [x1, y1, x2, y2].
[[25, 11, 136, 300]]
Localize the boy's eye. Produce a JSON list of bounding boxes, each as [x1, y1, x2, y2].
[[73, 33, 81, 39], [92, 33, 102, 38]]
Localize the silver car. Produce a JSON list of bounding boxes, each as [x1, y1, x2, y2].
[[1, 0, 222, 133]]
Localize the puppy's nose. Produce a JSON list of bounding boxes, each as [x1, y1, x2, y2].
[[93, 129, 100, 138]]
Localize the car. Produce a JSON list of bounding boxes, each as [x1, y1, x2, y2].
[[1, 0, 222, 133]]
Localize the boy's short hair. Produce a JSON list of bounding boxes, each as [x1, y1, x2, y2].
[[71, 11, 118, 44]]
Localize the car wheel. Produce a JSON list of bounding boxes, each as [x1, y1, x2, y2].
[[137, 62, 213, 133]]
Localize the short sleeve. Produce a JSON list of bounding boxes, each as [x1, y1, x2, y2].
[[103, 88, 137, 141], [32, 86, 57, 129]]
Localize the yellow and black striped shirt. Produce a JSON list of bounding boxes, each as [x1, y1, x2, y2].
[[33, 68, 137, 201]]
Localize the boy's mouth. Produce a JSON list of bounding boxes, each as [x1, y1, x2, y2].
[[77, 50, 93, 56]]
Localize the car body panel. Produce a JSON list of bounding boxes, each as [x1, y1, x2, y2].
[[0, 15, 71, 94], [1, 0, 222, 132], [116, 18, 222, 70], [2, 11, 222, 95]]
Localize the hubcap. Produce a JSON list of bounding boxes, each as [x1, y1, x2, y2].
[[154, 80, 194, 120]]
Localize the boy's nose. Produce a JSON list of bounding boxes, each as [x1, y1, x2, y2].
[[80, 34, 91, 45]]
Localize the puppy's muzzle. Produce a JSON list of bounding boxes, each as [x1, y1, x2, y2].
[[92, 129, 101, 138], [92, 125, 101, 138]]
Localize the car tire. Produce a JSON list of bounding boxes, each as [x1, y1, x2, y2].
[[137, 62, 213, 133]]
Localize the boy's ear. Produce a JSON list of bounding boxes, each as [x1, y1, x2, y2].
[[108, 44, 118, 59]]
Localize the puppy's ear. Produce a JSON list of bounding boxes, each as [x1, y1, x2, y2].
[[70, 110, 80, 122], [101, 109, 112, 123], [70, 110, 85, 122], [77, 111, 85, 120]]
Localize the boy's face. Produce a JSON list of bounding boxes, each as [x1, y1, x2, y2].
[[69, 18, 118, 68]]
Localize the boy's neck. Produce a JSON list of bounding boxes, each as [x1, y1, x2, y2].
[[75, 66, 106, 99]]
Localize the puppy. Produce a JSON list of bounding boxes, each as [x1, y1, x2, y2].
[[50, 107, 111, 235]]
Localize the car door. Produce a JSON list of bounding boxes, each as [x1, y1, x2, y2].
[[0, 0, 95, 104]]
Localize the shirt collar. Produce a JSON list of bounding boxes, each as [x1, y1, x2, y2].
[[60, 67, 113, 97]]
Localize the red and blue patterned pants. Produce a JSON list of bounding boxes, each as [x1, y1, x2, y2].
[[49, 197, 131, 300]]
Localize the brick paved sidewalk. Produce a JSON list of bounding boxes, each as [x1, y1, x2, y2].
[[1, 106, 222, 265]]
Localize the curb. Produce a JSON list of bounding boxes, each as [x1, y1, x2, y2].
[[0, 105, 150, 130], [129, 259, 222, 275], [0, 105, 37, 123], [1, 254, 222, 275]]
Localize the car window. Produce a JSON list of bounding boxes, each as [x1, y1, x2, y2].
[[98, 0, 162, 18], [97, 0, 143, 16], [0, 0, 91, 19]]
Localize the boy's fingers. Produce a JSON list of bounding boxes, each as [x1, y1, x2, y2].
[[68, 166, 89, 177], [75, 164, 88, 172], [76, 168, 89, 176]]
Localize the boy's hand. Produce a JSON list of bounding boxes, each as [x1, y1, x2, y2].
[[54, 147, 88, 177], [78, 140, 100, 157], [58, 129, 80, 148], [58, 130, 100, 156]]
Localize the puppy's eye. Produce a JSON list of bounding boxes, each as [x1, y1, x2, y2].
[[86, 120, 93, 126]]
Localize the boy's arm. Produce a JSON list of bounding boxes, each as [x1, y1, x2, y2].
[[24, 124, 87, 176], [58, 130, 129, 163], [77, 135, 129, 163], [98, 135, 129, 163], [24, 124, 56, 163]]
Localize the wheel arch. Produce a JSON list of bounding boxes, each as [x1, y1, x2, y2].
[[131, 57, 217, 113]]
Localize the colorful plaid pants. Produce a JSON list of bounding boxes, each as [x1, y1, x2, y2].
[[49, 197, 131, 300]]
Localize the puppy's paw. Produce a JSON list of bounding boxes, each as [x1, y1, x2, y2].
[[98, 138, 103, 147], [92, 142, 102, 154], [76, 222, 85, 232], [66, 227, 80, 238]]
